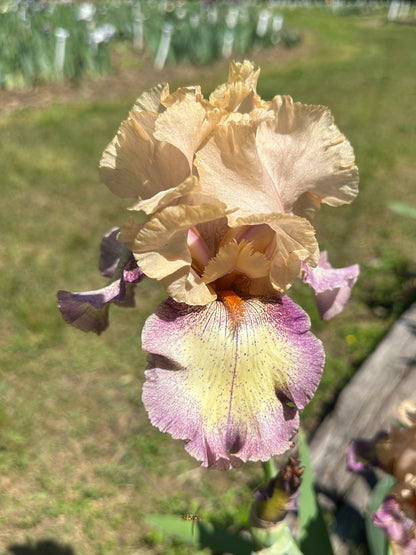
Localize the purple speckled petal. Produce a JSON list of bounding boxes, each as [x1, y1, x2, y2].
[[373, 498, 416, 555], [302, 251, 359, 320], [123, 263, 145, 284], [141, 296, 325, 469]]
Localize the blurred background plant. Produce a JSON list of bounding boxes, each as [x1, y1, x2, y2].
[[0, 0, 303, 88]]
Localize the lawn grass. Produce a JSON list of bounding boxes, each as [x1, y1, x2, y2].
[[1, 7, 416, 554]]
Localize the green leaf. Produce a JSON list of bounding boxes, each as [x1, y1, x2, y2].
[[389, 202, 416, 219], [145, 514, 255, 554], [365, 474, 396, 555], [251, 521, 303, 554], [298, 429, 334, 555], [145, 514, 199, 544], [198, 522, 255, 554]]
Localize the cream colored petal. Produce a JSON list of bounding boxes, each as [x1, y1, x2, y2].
[[202, 240, 270, 284], [293, 192, 322, 221], [232, 213, 319, 294], [209, 60, 264, 112], [257, 95, 359, 215], [120, 200, 227, 305], [128, 174, 200, 215], [268, 215, 319, 293], [160, 86, 203, 108], [225, 107, 274, 126], [161, 266, 216, 306], [228, 60, 261, 89], [233, 274, 276, 297], [117, 215, 141, 248], [194, 217, 229, 257], [195, 122, 284, 223], [132, 83, 170, 113], [209, 82, 251, 112], [99, 115, 189, 204], [154, 90, 222, 171], [220, 223, 275, 255]]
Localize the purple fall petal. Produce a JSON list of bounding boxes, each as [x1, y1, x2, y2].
[[57, 279, 125, 334], [141, 296, 325, 469], [302, 251, 359, 320], [57, 256, 144, 335]]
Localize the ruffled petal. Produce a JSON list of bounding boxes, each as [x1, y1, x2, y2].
[[132, 83, 169, 113], [302, 251, 359, 320], [209, 60, 265, 112], [142, 296, 325, 469], [127, 174, 198, 215], [257, 96, 359, 216], [119, 184, 228, 305], [160, 266, 216, 306], [195, 96, 358, 222], [99, 111, 189, 206], [195, 121, 285, 220], [231, 213, 319, 294], [154, 88, 222, 172], [202, 239, 271, 284]]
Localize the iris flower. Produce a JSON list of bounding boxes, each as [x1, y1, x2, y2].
[[59, 61, 359, 469]]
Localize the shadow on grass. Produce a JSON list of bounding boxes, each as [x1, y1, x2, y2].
[[7, 539, 75, 555]]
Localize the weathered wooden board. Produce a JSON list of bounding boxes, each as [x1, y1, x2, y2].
[[308, 302, 416, 553]]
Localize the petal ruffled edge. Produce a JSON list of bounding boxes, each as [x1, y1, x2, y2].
[[141, 295, 325, 469], [119, 179, 228, 305]]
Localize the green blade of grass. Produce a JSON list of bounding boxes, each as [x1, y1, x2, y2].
[[298, 429, 334, 555], [145, 514, 255, 554], [389, 202, 416, 220], [365, 474, 396, 555]]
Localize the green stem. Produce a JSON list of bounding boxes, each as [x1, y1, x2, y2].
[[262, 458, 277, 482]]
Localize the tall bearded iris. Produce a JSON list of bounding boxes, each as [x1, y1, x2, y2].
[[58, 61, 359, 469]]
